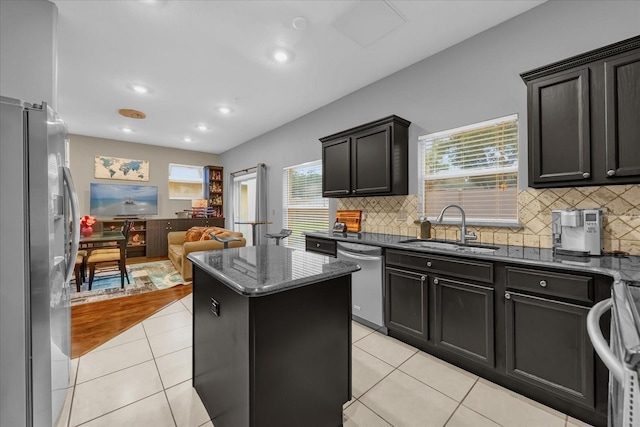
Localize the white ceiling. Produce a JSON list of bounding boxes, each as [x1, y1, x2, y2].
[[53, 0, 545, 155]]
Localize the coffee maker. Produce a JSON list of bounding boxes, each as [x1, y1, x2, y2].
[[551, 208, 603, 256]]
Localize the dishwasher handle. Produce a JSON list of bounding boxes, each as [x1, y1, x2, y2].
[[586, 298, 624, 383], [337, 249, 383, 263]]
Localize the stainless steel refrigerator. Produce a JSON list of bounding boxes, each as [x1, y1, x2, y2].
[[0, 96, 80, 427]]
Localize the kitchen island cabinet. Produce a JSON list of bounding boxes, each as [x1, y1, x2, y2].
[[187, 245, 359, 427]]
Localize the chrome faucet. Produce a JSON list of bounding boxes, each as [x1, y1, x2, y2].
[[435, 204, 477, 244]]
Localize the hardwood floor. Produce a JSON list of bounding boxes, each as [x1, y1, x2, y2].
[[71, 256, 192, 358]]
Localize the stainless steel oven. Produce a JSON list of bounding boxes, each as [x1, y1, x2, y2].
[[587, 280, 640, 427]]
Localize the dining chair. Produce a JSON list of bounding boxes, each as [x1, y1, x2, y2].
[[73, 250, 87, 292], [87, 219, 132, 290], [265, 229, 292, 246]]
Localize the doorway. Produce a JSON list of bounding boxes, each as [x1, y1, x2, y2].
[[233, 172, 256, 245]]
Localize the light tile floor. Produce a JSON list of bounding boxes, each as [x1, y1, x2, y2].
[[57, 293, 594, 427]]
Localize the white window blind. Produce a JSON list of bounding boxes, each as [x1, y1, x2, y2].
[[419, 114, 519, 225], [283, 160, 329, 249], [168, 163, 204, 200]]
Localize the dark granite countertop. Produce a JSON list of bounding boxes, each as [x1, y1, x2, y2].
[[305, 231, 640, 286], [187, 245, 360, 297]]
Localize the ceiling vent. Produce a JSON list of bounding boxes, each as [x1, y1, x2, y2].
[[332, 1, 406, 47]]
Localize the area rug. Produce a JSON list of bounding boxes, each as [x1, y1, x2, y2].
[[71, 260, 188, 305]]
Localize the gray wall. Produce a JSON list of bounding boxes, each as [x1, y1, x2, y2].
[[0, 0, 58, 109], [69, 134, 221, 219], [220, 0, 640, 231]]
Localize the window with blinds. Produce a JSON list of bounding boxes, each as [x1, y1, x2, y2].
[[418, 114, 519, 224], [283, 160, 329, 250], [168, 163, 204, 200]]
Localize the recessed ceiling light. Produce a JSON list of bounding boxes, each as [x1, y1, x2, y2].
[[197, 125, 208, 131], [131, 85, 148, 94], [183, 137, 192, 143], [273, 50, 289, 63], [119, 108, 146, 119], [218, 107, 231, 114], [292, 16, 308, 30], [121, 127, 133, 133]]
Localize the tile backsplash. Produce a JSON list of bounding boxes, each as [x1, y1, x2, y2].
[[336, 185, 640, 256]]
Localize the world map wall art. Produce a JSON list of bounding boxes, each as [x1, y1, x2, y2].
[[94, 155, 150, 181]]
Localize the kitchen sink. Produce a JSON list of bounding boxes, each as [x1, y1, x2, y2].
[[397, 239, 499, 254]]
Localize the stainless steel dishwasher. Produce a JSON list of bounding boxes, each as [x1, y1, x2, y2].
[[336, 242, 386, 333]]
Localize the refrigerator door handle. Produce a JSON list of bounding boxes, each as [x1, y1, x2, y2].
[[586, 297, 624, 383], [63, 166, 80, 283]]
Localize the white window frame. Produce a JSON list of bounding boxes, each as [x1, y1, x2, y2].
[[282, 160, 328, 250], [418, 114, 519, 226], [168, 163, 204, 200]]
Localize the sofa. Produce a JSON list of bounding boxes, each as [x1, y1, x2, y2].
[[168, 226, 246, 281]]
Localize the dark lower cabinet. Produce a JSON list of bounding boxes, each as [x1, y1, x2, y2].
[[504, 291, 594, 407], [305, 236, 336, 257], [434, 277, 494, 367], [385, 267, 428, 341]]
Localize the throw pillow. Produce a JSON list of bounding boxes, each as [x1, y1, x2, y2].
[[199, 227, 222, 240], [184, 227, 205, 242]]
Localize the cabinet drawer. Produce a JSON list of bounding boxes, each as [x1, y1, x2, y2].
[[505, 266, 593, 303], [305, 237, 336, 257], [386, 250, 493, 284]]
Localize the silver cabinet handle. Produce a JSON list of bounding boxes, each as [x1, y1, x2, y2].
[[352, 189, 356, 193], [344, 190, 350, 194], [607, 169, 615, 177], [505, 292, 511, 300], [316, 243, 320, 248], [540, 280, 547, 288], [426, 261, 432, 267], [582, 172, 590, 179], [421, 275, 426, 282], [433, 278, 439, 284]]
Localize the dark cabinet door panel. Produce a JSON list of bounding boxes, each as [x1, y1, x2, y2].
[[530, 68, 591, 184], [434, 277, 494, 367], [605, 50, 640, 179], [385, 267, 428, 341], [505, 292, 594, 407], [305, 236, 336, 257], [145, 219, 169, 257], [352, 124, 391, 195], [322, 137, 351, 197]]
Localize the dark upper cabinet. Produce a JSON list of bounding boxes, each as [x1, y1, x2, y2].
[[321, 137, 351, 197], [605, 50, 640, 178], [529, 68, 592, 184], [521, 36, 640, 188], [320, 115, 410, 197]]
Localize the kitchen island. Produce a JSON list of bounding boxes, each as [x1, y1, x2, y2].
[[187, 245, 360, 427]]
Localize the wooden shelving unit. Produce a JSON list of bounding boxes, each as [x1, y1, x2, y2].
[[205, 165, 224, 219], [101, 219, 147, 258]]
